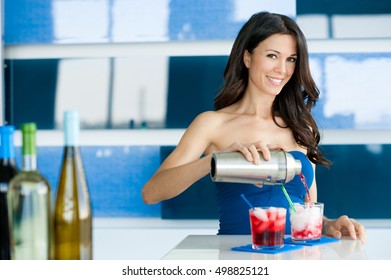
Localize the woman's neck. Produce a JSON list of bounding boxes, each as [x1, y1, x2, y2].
[[234, 89, 276, 119]]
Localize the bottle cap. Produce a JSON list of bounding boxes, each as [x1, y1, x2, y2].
[[0, 125, 16, 158], [0, 125, 15, 134], [21, 123, 37, 155], [64, 110, 80, 146], [21, 123, 37, 133]]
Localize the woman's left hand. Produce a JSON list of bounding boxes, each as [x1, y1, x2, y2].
[[323, 215, 366, 243]]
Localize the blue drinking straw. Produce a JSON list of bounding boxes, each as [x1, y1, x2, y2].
[[240, 194, 254, 210], [281, 185, 296, 213]]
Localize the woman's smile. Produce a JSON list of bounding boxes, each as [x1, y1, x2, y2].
[[266, 76, 284, 86]]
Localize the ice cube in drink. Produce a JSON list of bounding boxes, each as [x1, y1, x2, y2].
[[249, 207, 286, 250], [290, 202, 324, 241]]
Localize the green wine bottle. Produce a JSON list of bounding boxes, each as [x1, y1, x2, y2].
[[8, 123, 52, 260], [54, 110, 92, 260]]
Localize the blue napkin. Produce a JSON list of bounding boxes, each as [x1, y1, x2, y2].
[[232, 244, 303, 254], [284, 236, 340, 246]]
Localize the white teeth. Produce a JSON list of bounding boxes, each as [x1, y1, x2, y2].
[[267, 77, 283, 85]]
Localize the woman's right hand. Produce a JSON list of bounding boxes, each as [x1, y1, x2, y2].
[[220, 141, 286, 165]]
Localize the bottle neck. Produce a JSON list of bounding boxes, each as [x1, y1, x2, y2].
[[22, 125, 37, 171], [64, 146, 80, 156], [65, 132, 79, 147], [23, 155, 37, 171], [0, 130, 16, 160]]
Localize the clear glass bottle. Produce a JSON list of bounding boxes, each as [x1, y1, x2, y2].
[[54, 110, 92, 260], [0, 125, 18, 260], [8, 123, 52, 260]]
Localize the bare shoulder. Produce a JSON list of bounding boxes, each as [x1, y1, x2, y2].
[[189, 111, 226, 130], [193, 110, 223, 122], [162, 111, 223, 164], [178, 111, 228, 149]]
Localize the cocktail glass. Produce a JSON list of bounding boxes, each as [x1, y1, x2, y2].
[[249, 207, 286, 250], [290, 202, 324, 242]]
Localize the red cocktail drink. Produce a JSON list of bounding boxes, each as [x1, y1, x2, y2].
[[249, 207, 286, 250]]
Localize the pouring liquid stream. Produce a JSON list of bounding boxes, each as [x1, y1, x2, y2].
[[299, 173, 312, 203]]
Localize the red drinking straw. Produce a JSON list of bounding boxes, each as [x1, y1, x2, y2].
[[299, 173, 311, 203]]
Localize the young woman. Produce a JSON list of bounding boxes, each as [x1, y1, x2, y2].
[[142, 11, 366, 242]]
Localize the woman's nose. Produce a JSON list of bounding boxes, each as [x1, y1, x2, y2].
[[275, 60, 287, 74]]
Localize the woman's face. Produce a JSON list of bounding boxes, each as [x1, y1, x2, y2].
[[244, 33, 297, 97]]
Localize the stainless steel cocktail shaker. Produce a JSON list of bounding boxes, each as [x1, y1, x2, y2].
[[210, 150, 302, 185]]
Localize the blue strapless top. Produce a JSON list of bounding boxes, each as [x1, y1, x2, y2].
[[215, 151, 314, 235]]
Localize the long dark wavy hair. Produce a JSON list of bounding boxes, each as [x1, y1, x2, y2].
[[215, 11, 330, 166]]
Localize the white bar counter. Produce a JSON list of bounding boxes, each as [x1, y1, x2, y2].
[[162, 221, 391, 260], [92, 218, 391, 260], [93, 218, 218, 260]]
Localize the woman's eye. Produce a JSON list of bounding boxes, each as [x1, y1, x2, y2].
[[267, 54, 277, 59], [288, 57, 297, 63]]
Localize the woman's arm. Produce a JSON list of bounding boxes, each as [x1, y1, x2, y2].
[[142, 112, 216, 204], [142, 154, 212, 204]]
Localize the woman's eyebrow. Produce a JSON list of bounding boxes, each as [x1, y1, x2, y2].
[[266, 49, 297, 56]]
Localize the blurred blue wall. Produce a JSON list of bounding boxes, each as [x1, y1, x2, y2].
[[3, 0, 391, 220], [14, 144, 391, 220]]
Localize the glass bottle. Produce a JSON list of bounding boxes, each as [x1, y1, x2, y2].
[[54, 110, 92, 260], [0, 125, 18, 260], [8, 123, 52, 259]]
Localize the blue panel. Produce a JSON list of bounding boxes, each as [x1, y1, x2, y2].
[[15, 146, 161, 217], [4, 59, 59, 129], [298, 0, 391, 15], [10, 144, 391, 219], [4, 0, 295, 44], [4, 0, 54, 44], [317, 144, 391, 219], [168, 0, 238, 41], [166, 56, 227, 128], [80, 146, 161, 217]]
